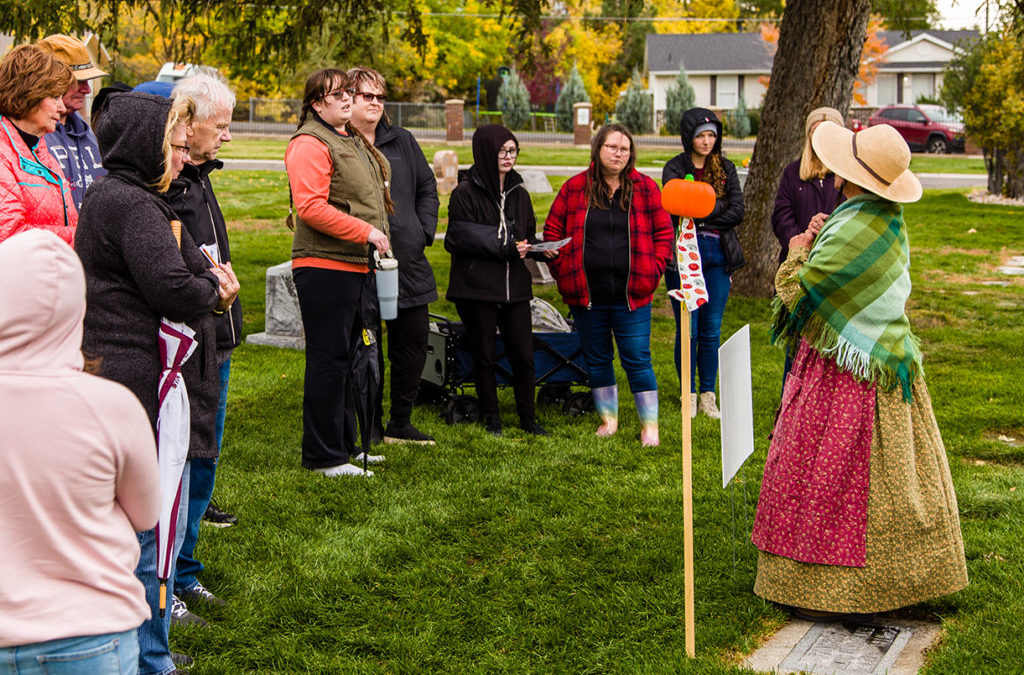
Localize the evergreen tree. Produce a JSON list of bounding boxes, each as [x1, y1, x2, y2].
[[663, 64, 696, 135], [498, 68, 532, 130], [555, 65, 590, 132], [614, 68, 653, 135], [731, 93, 752, 138]]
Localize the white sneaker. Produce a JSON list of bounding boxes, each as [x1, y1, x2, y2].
[[313, 463, 374, 477], [698, 391, 721, 419], [690, 393, 698, 419], [352, 452, 385, 464]]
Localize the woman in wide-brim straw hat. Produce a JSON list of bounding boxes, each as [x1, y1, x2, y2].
[[750, 121, 967, 621]]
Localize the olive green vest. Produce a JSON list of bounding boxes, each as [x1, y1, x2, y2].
[[290, 118, 390, 265]]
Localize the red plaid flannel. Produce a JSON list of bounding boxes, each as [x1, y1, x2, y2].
[[544, 169, 673, 310]]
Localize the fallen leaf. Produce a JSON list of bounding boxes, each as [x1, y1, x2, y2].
[[998, 434, 1017, 442], [974, 459, 987, 465], [967, 228, 977, 234], [1011, 487, 1018, 492]]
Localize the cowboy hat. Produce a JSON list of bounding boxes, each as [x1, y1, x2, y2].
[[811, 121, 922, 203]]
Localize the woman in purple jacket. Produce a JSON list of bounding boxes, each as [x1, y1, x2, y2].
[[771, 106, 845, 383], [771, 107, 845, 263]]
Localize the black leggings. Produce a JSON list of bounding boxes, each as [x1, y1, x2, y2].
[[455, 299, 535, 421], [293, 267, 363, 468], [385, 304, 430, 423]]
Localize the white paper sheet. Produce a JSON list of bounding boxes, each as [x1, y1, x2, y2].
[[719, 324, 754, 488]]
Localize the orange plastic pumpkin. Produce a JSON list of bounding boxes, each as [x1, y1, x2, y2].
[[661, 177, 716, 219]]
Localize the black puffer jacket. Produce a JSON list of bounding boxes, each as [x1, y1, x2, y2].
[[166, 159, 243, 352], [77, 92, 221, 460], [663, 107, 746, 272], [445, 125, 538, 304], [374, 121, 439, 308]]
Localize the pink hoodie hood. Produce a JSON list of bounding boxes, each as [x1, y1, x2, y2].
[[0, 229, 85, 373]]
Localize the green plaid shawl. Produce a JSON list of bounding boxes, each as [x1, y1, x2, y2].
[[771, 194, 922, 401]]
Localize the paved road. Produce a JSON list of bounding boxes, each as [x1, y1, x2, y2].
[[221, 158, 985, 190]]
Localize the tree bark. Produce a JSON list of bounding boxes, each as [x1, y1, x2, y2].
[[733, 0, 872, 297]]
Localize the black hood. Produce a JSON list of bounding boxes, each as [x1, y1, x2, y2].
[[471, 124, 518, 198], [95, 92, 172, 191], [679, 107, 723, 156]]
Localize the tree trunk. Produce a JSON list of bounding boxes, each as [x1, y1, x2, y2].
[[733, 0, 872, 297]]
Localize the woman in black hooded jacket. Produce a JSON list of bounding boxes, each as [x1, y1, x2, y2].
[[445, 124, 547, 436], [662, 107, 745, 419]]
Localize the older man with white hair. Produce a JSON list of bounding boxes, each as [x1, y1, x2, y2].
[[165, 68, 242, 627]]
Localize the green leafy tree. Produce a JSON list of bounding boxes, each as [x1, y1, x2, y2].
[[663, 64, 696, 135], [941, 30, 1024, 198], [498, 67, 532, 130], [555, 65, 589, 132], [615, 68, 653, 135]]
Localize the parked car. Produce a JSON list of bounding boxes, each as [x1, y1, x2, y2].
[[867, 104, 965, 154], [155, 62, 199, 85]]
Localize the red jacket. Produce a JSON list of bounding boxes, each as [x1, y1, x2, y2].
[[544, 169, 673, 310], [0, 117, 77, 246]]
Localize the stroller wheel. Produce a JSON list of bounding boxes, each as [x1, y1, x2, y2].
[[446, 395, 481, 425], [563, 391, 594, 417], [537, 383, 570, 408]]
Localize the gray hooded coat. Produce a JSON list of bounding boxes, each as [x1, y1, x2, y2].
[[76, 93, 221, 459]]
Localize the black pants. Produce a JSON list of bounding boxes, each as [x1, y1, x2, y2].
[[384, 304, 430, 423], [455, 299, 535, 421], [293, 267, 363, 468]]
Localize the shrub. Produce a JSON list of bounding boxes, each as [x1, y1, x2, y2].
[[498, 68, 532, 130], [615, 68, 653, 135], [555, 65, 589, 132], [663, 64, 696, 136]]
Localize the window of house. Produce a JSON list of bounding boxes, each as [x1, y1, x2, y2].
[[717, 75, 738, 109], [911, 73, 935, 103], [710, 75, 717, 107], [876, 73, 898, 106]]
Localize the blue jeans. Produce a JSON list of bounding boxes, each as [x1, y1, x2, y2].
[[174, 358, 230, 593], [136, 462, 190, 675], [689, 234, 731, 393], [666, 234, 732, 392], [0, 629, 139, 675], [571, 303, 657, 393]]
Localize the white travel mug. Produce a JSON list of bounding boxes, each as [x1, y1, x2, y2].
[[376, 256, 399, 321]]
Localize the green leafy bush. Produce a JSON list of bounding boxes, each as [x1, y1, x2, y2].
[[614, 68, 653, 135], [555, 65, 590, 132]]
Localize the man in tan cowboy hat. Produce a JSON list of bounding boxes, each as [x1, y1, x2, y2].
[[40, 34, 107, 211]]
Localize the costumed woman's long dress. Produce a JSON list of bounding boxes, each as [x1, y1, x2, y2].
[[751, 194, 968, 613]]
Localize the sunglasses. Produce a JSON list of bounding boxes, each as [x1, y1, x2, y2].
[[353, 91, 387, 103]]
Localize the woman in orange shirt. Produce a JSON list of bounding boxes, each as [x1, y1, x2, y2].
[[285, 68, 392, 477]]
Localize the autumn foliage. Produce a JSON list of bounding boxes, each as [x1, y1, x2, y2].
[[759, 16, 889, 105]]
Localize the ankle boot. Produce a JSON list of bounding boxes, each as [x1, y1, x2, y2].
[[698, 391, 721, 419], [634, 390, 659, 447], [592, 385, 619, 437], [689, 392, 698, 419]]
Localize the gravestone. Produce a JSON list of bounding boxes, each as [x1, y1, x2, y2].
[[433, 150, 459, 195], [245, 261, 306, 350], [519, 169, 552, 194]]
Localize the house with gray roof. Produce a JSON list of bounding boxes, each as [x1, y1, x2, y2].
[[645, 29, 979, 116]]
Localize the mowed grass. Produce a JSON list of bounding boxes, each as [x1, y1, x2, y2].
[[189, 173, 1024, 673], [220, 135, 987, 174]]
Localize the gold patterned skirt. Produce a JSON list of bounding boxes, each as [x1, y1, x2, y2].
[[754, 378, 968, 613]]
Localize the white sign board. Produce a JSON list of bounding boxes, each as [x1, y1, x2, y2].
[[719, 324, 754, 488]]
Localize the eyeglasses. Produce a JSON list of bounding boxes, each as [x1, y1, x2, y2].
[[354, 91, 387, 103], [498, 148, 518, 158], [602, 144, 630, 156], [323, 88, 351, 101], [171, 143, 191, 156]]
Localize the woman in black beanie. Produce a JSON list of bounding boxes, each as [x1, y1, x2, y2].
[[444, 124, 547, 436]]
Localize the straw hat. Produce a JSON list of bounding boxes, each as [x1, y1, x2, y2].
[[811, 121, 922, 203], [41, 34, 107, 81]]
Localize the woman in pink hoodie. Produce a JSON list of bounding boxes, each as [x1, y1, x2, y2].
[[0, 229, 160, 673]]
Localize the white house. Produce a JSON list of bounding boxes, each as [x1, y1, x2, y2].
[[645, 29, 979, 113]]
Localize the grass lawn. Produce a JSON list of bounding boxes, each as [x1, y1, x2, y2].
[[221, 135, 987, 174], [185, 173, 1023, 673]]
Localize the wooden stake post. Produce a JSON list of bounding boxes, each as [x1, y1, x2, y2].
[[681, 309, 695, 658]]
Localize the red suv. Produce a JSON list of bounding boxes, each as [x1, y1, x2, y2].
[[867, 104, 965, 154]]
